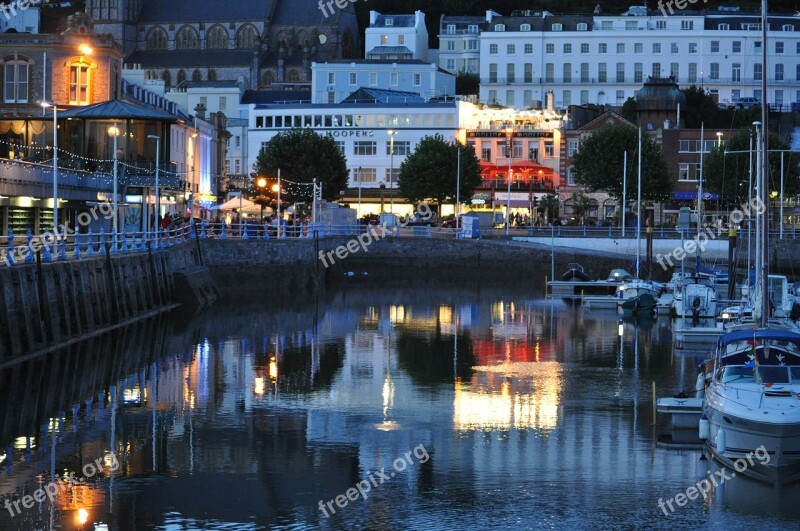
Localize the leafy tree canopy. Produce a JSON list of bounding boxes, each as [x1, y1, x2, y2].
[[703, 127, 800, 203], [397, 134, 482, 214], [571, 125, 673, 202], [252, 128, 348, 203]]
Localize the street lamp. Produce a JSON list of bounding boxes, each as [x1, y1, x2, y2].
[[387, 130, 396, 214], [356, 166, 362, 222], [716, 131, 723, 148], [505, 127, 513, 235], [108, 123, 120, 251], [379, 182, 386, 213], [147, 134, 160, 247], [256, 176, 267, 222], [191, 128, 198, 223], [40, 100, 59, 240]]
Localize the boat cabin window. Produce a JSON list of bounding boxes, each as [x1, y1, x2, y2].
[[757, 366, 790, 384], [721, 365, 754, 383], [791, 367, 800, 382]]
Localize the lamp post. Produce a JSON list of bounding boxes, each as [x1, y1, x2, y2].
[[40, 100, 58, 236], [147, 134, 160, 247], [505, 127, 513, 235], [256, 176, 267, 222], [108, 123, 120, 251], [191, 127, 198, 223], [357, 166, 362, 222], [716, 131, 723, 148], [387, 130, 396, 214]]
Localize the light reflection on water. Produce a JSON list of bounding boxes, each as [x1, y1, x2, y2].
[[0, 288, 798, 530]]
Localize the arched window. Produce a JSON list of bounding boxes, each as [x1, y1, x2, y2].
[[260, 70, 274, 87], [2, 57, 31, 103], [287, 69, 299, 82], [192, 69, 202, 81], [177, 69, 186, 85], [175, 25, 199, 49], [67, 59, 92, 105], [205, 25, 228, 49], [236, 24, 258, 49], [146, 27, 168, 50], [208, 69, 217, 81], [161, 70, 171, 87]]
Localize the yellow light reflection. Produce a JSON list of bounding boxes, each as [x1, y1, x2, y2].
[[76, 507, 89, 525], [268, 357, 278, 381], [123, 386, 141, 403], [389, 305, 406, 323], [439, 305, 453, 325], [254, 376, 265, 395], [13, 437, 32, 449]]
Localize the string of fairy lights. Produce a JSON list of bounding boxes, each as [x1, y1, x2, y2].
[[0, 138, 320, 195]]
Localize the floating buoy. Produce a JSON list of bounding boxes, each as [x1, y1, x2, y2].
[[695, 373, 705, 398], [699, 415, 709, 440]]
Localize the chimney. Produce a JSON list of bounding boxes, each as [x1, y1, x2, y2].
[[194, 102, 207, 120]]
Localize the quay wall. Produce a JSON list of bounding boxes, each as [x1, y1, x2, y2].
[[0, 251, 175, 363]]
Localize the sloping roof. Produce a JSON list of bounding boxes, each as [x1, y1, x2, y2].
[[371, 14, 416, 28], [367, 46, 413, 55], [182, 80, 241, 89], [45, 100, 179, 121], [342, 88, 424, 104], [272, 0, 354, 24], [138, 0, 272, 22], [241, 90, 311, 104], [127, 50, 254, 68], [576, 110, 636, 131]]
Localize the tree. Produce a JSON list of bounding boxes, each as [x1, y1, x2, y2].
[[252, 128, 348, 203], [455, 72, 479, 96], [570, 191, 593, 224], [397, 134, 482, 216], [682, 86, 722, 129], [621, 97, 637, 124], [538, 194, 559, 222], [571, 125, 673, 202], [703, 127, 800, 204]]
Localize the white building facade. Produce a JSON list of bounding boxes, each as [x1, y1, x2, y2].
[[365, 11, 428, 61], [474, 9, 800, 109]]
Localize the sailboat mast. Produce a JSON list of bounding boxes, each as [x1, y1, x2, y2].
[[760, 0, 770, 325], [636, 127, 642, 278]]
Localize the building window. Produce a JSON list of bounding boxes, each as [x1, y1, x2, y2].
[[656, 20, 666, 29], [616, 90, 625, 104], [563, 63, 571, 83], [567, 168, 577, 186], [369, 72, 377, 86], [551, 23, 562, 31], [489, 64, 497, 83], [567, 140, 578, 156], [387, 141, 410, 156], [3, 61, 28, 103], [652, 43, 661, 54], [353, 142, 377, 156], [468, 40, 478, 50], [349, 72, 357, 85], [69, 62, 90, 105], [681, 20, 693, 30], [634, 43, 643, 54], [775, 63, 784, 81], [206, 25, 229, 49], [599, 43, 607, 54], [710, 40, 719, 53], [146, 27, 168, 50], [520, 24, 531, 32], [581, 43, 589, 54], [732, 41, 742, 54], [796, 64, 800, 81], [652, 63, 661, 77], [562, 90, 571, 107], [380, 35, 388, 45], [512, 140, 523, 158], [327, 72, 335, 85], [625, 21, 638, 30], [601, 21, 613, 30], [598, 63, 607, 83], [754, 41, 762, 53], [563, 43, 572, 54], [176, 25, 199, 49], [192, 69, 202, 81], [580, 63, 589, 82], [234, 159, 240, 174], [524, 43, 533, 54], [544, 140, 554, 157], [507, 64, 515, 83], [545, 63, 554, 83], [335, 141, 344, 154], [546, 43, 554, 54], [236, 24, 258, 49], [447, 41, 455, 51], [670, 63, 679, 79], [177, 69, 186, 85], [489, 44, 498, 54], [494, 24, 505, 32], [507, 44, 515, 55], [688, 43, 697, 54], [634, 63, 643, 83], [754, 63, 763, 81], [355, 168, 376, 183], [616, 43, 625, 54], [732, 63, 741, 82], [709, 63, 719, 80], [616, 63, 625, 83], [506, 90, 514, 107], [468, 25, 478, 33], [688, 63, 697, 83], [776, 41, 784, 54], [413, 73, 421, 86], [671, 43, 679, 54], [577, 23, 588, 31], [718, 23, 730, 30], [488, 89, 497, 103], [220, 96, 227, 110], [524, 63, 532, 83]]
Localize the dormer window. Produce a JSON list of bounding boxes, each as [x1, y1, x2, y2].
[[468, 24, 478, 33], [782, 24, 794, 31], [520, 23, 531, 32], [385, 18, 393, 26], [447, 24, 455, 34], [577, 23, 588, 31], [494, 24, 505, 31], [551, 23, 563, 31], [718, 23, 730, 30]]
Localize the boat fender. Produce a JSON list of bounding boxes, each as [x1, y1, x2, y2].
[[695, 373, 705, 398], [699, 415, 709, 440], [716, 427, 726, 453]]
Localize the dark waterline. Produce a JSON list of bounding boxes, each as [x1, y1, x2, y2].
[[0, 285, 799, 531]]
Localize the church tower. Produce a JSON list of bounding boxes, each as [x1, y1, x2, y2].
[[85, 0, 143, 57]]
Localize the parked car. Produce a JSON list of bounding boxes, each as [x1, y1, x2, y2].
[[733, 97, 760, 109], [718, 99, 735, 110]]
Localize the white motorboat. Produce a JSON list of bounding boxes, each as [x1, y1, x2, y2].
[[702, 328, 800, 483], [672, 277, 718, 319]]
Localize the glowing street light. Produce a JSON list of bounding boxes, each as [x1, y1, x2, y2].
[[505, 127, 514, 236], [147, 134, 161, 247], [40, 100, 60, 257]]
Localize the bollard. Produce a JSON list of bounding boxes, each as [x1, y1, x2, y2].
[[41, 229, 52, 263], [87, 229, 94, 257], [243, 223, 249, 240], [99, 229, 107, 256], [74, 231, 82, 260], [263, 223, 269, 240], [25, 230, 34, 264], [201, 220, 207, 239], [221, 223, 227, 239]]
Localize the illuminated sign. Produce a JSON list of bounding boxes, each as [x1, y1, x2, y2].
[[326, 130, 375, 138], [467, 131, 553, 138]]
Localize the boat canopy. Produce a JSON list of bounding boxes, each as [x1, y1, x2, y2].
[[717, 328, 800, 349]]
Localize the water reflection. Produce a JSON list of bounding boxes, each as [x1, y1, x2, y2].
[[0, 287, 798, 530]]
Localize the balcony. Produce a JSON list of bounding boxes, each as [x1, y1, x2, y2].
[[0, 158, 113, 200], [480, 177, 555, 192]]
